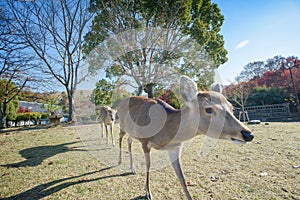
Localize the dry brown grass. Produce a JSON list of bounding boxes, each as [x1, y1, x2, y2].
[[0, 122, 299, 199]]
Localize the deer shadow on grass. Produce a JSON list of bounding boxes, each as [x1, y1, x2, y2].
[[0, 125, 52, 135], [1, 165, 133, 200], [130, 195, 148, 200], [1, 141, 86, 168]]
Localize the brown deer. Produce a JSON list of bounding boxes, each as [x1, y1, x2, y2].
[[97, 106, 116, 146], [117, 76, 254, 200]]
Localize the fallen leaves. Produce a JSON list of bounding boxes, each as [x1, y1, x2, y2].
[[186, 181, 196, 186], [2, 172, 10, 177]]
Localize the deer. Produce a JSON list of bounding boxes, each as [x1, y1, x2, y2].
[[97, 106, 116, 146], [117, 76, 254, 200]]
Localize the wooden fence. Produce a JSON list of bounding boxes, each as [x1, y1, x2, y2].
[[234, 103, 291, 121]]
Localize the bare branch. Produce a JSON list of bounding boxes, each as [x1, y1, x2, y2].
[[5, 0, 93, 121]]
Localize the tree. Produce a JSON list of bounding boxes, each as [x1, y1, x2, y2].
[[91, 79, 115, 106], [237, 61, 265, 82], [0, 49, 38, 128], [84, 0, 227, 98], [0, 94, 20, 128], [6, 0, 93, 121], [0, 79, 22, 128], [247, 86, 288, 106], [154, 87, 181, 109], [225, 81, 255, 121], [0, 2, 40, 128], [111, 87, 132, 108], [264, 55, 286, 71], [42, 93, 64, 116]]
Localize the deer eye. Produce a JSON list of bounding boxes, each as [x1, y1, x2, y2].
[[205, 107, 213, 114]]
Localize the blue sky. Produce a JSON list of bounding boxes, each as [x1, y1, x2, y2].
[[212, 0, 300, 84]]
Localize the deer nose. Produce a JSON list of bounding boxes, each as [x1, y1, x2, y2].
[[241, 131, 254, 142]]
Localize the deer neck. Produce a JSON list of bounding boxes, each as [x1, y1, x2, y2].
[[169, 104, 199, 143]]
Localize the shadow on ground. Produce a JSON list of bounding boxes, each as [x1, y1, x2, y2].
[[0, 125, 52, 134], [130, 195, 148, 200], [1, 166, 133, 200], [1, 141, 85, 168]]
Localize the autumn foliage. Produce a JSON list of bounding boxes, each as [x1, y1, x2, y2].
[[257, 68, 300, 93], [225, 56, 300, 112]]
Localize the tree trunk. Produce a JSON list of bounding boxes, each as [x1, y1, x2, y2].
[[0, 103, 3, 129], [0, 103, 7, 129], [144, 83, 155, 99], [137, 85, 143, 96], [241, 106, 250, 122], [67, 89, 74, 122], [0, 116, 5, 129]]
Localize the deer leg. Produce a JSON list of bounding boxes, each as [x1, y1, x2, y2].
[[168, 148, 193, 200], [110, 124, 115, 146], [118, 130, 126, 164], [127, 136, 136, 174], [101, 123, 104, 138], [142, 142, 152, 200], [105, 125, 109, 144]]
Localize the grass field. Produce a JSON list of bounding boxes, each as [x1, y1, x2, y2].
[[0, 122, 299, 200]]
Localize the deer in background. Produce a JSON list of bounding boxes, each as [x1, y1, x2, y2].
[[117, 76, 254, 200], [97, 106, 116, 146]]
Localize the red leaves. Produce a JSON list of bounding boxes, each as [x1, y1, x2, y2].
[[186, 181, 196, 186], [17, 106, 32, 114]]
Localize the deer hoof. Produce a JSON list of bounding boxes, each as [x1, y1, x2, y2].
[[145, 192, 152, 200], [131, 168, 136, 174]]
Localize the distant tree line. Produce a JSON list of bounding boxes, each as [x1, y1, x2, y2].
[[225, 55, 300, 115], [0, 87, 68, 128]]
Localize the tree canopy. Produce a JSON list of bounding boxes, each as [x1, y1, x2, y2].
[[84, 0, 227, 97], [247, 86, 288, 106], [0, 79, 20, 128], [91, 79, 115, 106]]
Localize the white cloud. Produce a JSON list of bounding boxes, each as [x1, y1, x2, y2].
[[236, 40, 249, 49]]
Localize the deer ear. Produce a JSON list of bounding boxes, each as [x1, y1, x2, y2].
[[180, 75, 198, 102], [211, 83, 222, 93]]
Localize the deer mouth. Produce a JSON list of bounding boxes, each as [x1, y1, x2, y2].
[[230, 138, 246, 145], [106, 121, 113, 125]]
